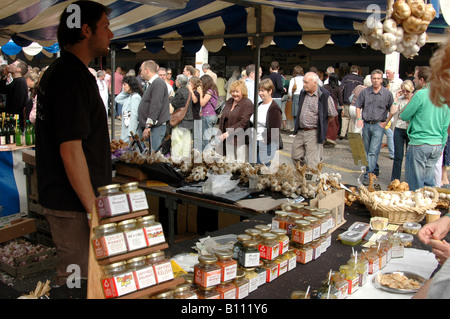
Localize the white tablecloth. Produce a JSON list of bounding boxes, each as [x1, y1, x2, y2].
[[348, 248, 438, 299]]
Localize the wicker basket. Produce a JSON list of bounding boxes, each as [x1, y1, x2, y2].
[[358, 185, 439, 224]]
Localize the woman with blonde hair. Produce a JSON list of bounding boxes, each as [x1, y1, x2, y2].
[[390, 79, 414, 181], [218, 79, 254, 162]]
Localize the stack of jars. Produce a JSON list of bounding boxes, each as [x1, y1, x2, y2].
[[101, 250, 174, 298], [92, 215, 166, 260], [272, 207, 333, 265], [95, 182, 149, 219]]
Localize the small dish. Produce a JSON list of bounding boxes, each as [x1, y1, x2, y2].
[[373, 270, 426, 294]]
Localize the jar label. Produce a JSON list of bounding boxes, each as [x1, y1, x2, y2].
[[271, 219, 280, 230], [194, 266, 221, 287], [294, 247, 313, 264], [96, 194, 130, 218], [292, 228, 312, 244], [391, 245, 404, 258], [143, 224, 165, 246], [258, 243, 279, 260], [92, 233, 128, 259], [266, 266, 278, 282], [248, 276, 259, 293], [127, 192, 149, 212], [311, 225, 320, 240], [347, 277, 359, 294], [368, 258, 379, 274], [236, 282, 249, 299], [257, 271, 266, 287], [153, 261, 174, 283], [133, 266, 156, 290], [102, 271, 137, 298], [287, 255, 296, 271], [242, 252, 260, 267], [221, 287, 237, 299], [277, 259, 288, 276], [221, 263, 237, 282], [124, 229, 147, 251], [279, 238, 289, 255]]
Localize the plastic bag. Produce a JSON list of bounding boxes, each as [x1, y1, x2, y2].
[[202, 172, 239, 196]]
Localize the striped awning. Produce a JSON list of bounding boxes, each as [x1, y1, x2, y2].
[[0, 0, 448, 56]]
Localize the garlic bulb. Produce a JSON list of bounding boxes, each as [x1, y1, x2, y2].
[[395, 26, 404, 44], [382, 32, 398, 47], [402, 33, 418, 47], [422, 3, 436, 22], [408, 0, 426, 18], [402, 44, 420, 58], [383, 18, 398, 34], [416, 32, 427, 47], [393, 0, 412, 20]]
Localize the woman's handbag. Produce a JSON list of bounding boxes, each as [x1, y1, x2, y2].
[[169, 92, 191, 127]]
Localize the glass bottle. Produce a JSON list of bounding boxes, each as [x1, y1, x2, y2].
[[216, 250, 237, 282], [274, 254, 288, 276], [293, 243, 313, 264], [339, 264, 359, 294], [262, 259, 278, 283], [117, 219, 147, 252], [239, 240, 260, 268], [95, 184, 130, 218], [25, 120, 32, 146], [285, 213, 302, 237], [389, 234, 404, 258], [311, 212, 328, 235], [92, 223, 127, 259], [272, 211, 289, 230], [233, 269, 249, 299], [14, 116, 22, 146], [173, 284, 198, 299], [292, 219, 312, 244], [126, 256, 156, 290], [101, 261, 137, 298], [194, 255, 221, 288], [145, 251, 174, 284], [233, 234, 251, 260], [304, 216, 321, 240]]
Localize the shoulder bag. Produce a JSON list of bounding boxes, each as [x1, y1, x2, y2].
[[169, 92, 191, 127]]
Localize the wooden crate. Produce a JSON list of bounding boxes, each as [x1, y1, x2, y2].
[[0, 218, 36, 244], [0, 247, 57, 277]]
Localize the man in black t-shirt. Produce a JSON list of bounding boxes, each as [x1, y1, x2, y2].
[[35, 1, 113, 286]]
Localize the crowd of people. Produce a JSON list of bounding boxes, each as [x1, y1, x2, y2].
[[2, 0, 450, 298]]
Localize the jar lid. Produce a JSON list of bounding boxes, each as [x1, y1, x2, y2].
[[289, 213, 302, 220], [118, 219, 136, 226], [243, 239, 259, 247], [97, 184, 120, 192], [295, 220, 311, 226], [304, 216, 318, 222], [255, 224, 271, 232], [237, 234, 252, 242], [120, 182, 139, 190], [103, 261, 126, 270], [274, 211, 288, 217], [126, 256, 146, 264], [152, 290, 173, 299], [402, 222, 421, 231], [173, 284, 191, 293], [316, 208, 331, 214], [241, 266, 255, 272], [219, 279, 234, 285], [181, 273, 194, 284], [146, 251, 165, 259], [94, 222, 117, 231], [245, 228, 261, 237], [260, 232, 276, 240], [303, 206, 317, 212], [136, 215, 156, 223], [312, 212, 325, 218], [271, 228, 287, 236], [198, 255, 218, 264], [216, 250, 233, 260], [397, 232, 414, 243]]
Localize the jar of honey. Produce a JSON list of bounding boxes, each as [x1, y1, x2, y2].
[[274, 254, 288, 276], [216, 250, 237, 282], [285, 248, 297, 271], [339, 264, 359, 294], [117, 219, 147, 252], [389, 234, 404, 258], [215, 280, 236, 299], [262, 259, 278, 283], [126, 256, 156, 290], [272, 211, 288, 230], [197, 286, 220, 299], [241, 266, 259, 293], [173, 284, 198, 299], [120, 181, 149, 212], [239, 240, 260, 268], [101, 261, 137, 298], [271, 228, 289, 255], [311, 212, 328, 235], [293, 243, 313, 264], [96, 184, 130, 218], [194, 255, 221, 288], [145, 251, 174, 284], [233, 269, 249, 299], [304, 216, 320, 240], [285, 213, 302, 236], [258, 233, 279, 260], [136, 215, 165, 246], [92, 223, 128, 259], [233, 234, 251, 260], [292, 220, 312, 244]]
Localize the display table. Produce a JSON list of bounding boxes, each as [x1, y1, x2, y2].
[[164, 205, 438, 299]]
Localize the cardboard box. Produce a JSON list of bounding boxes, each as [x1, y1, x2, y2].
[[115, 163, 149, 181], [310, 189, 346, 232]]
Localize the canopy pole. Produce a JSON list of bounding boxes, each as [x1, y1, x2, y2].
[[110, 48, 116, 141], [251, 5, 262, 164]]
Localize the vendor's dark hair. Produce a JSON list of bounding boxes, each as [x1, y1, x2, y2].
[[328, 73, 340, 89], [123, 76, 143, 96], [57, 1, 111, 50]]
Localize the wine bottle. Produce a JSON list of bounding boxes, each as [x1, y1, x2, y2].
[[15, 116, 22, 146], [25, 120, 32, 146], [0, 115, 5, 145]]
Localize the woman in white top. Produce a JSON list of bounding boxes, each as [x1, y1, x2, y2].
[[115, 76, 143, 142], [250, 78, 282, 165], [390, 79, 414, 181], [288, 65, 304, 133]]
